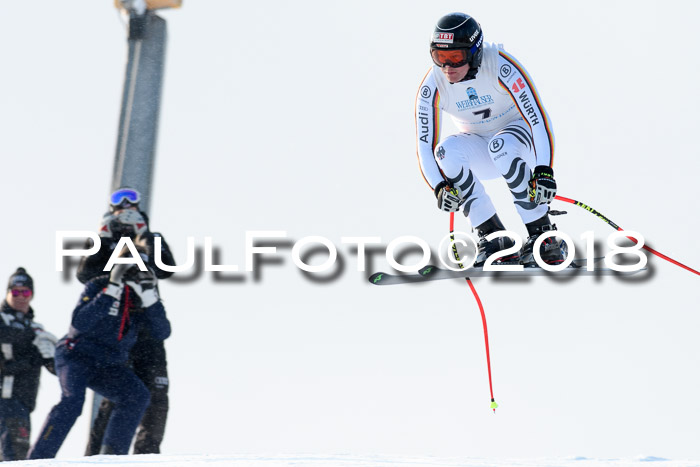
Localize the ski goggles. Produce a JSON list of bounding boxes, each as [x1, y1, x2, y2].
[[110, 188, 141, 207], [430, 49, 470, 68], [11, 288, 32, 297]]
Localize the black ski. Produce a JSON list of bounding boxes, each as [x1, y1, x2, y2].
[[368, 257, 645, 285]]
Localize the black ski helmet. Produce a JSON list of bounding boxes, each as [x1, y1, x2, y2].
[[430, 13, 483, 81]]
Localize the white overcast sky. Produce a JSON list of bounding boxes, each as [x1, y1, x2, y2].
[[1, 0, 700, 461]]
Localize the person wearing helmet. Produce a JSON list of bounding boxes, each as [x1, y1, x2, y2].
[[78, 188, 175, 284], [0, 268, 57, 461], [77, 188, 176, 455], [27, 255, 172, 459], [416, 12, 564, 266]]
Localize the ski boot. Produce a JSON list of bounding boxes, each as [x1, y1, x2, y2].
[[474, 215, 520, 267], [520, 215, 567, 267]]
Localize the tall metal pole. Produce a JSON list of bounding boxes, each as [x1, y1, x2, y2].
[[111, 11, 168, 215]]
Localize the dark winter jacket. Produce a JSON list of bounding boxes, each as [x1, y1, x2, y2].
[[61, 277, 171, 366], [77, 214, 176, 284], [0, 301, 56, 412]]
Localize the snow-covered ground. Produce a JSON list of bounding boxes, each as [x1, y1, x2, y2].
[[15, 454, 700, 467]]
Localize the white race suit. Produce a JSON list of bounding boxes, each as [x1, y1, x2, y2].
[[415, 42, 555, 227]]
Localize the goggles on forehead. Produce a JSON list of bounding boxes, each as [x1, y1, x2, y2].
[[110, 188, 141, 207], [430, 49, 470, 68]]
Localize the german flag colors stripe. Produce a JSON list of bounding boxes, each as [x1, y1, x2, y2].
[[498, 50, 555, 167]]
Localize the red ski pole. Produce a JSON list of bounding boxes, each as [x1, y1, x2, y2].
[[449, 211, 498, 413], [554, 195, 700, 277]]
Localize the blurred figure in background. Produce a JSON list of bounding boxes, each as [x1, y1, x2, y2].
[[0, 268, 57, 461], [27, 253, 171, 458], [79, 188, 176, 455]]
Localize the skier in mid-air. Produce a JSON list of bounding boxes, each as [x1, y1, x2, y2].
[[416, 12, 565, 266]]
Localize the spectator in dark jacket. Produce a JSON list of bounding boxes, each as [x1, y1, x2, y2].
[[0, 268, 57, 461], [79, 187, 176, 455], [26, 258, 171, 459]]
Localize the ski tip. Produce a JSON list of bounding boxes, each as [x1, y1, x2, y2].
[[368, 272, 386, 285], [418, 264, 440, 277]]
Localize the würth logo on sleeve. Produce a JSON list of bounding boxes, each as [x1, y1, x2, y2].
[[518, 92, 540, 126], [433, 32, 454, 43]]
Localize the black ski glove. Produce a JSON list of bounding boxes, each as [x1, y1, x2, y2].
[[434, 181, 464, 212], [125, 268, 159, 308], [529, 165, 557, 205], [104, 263, 134, 298]]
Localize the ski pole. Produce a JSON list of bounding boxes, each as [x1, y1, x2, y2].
[[554, 195, 700, 277], [449, 211, 498, 413]]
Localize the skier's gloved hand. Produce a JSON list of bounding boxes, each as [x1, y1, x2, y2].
[[528, 165, 557, 205], [125, 268, 159, 308], [434, 181, 464, 212], [32, 329, 58, 359], [104, 263, 134, 298], [109, 263, 134, 284]]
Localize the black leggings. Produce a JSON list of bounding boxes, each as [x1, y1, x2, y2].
[[85, 338, 169, 455]]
